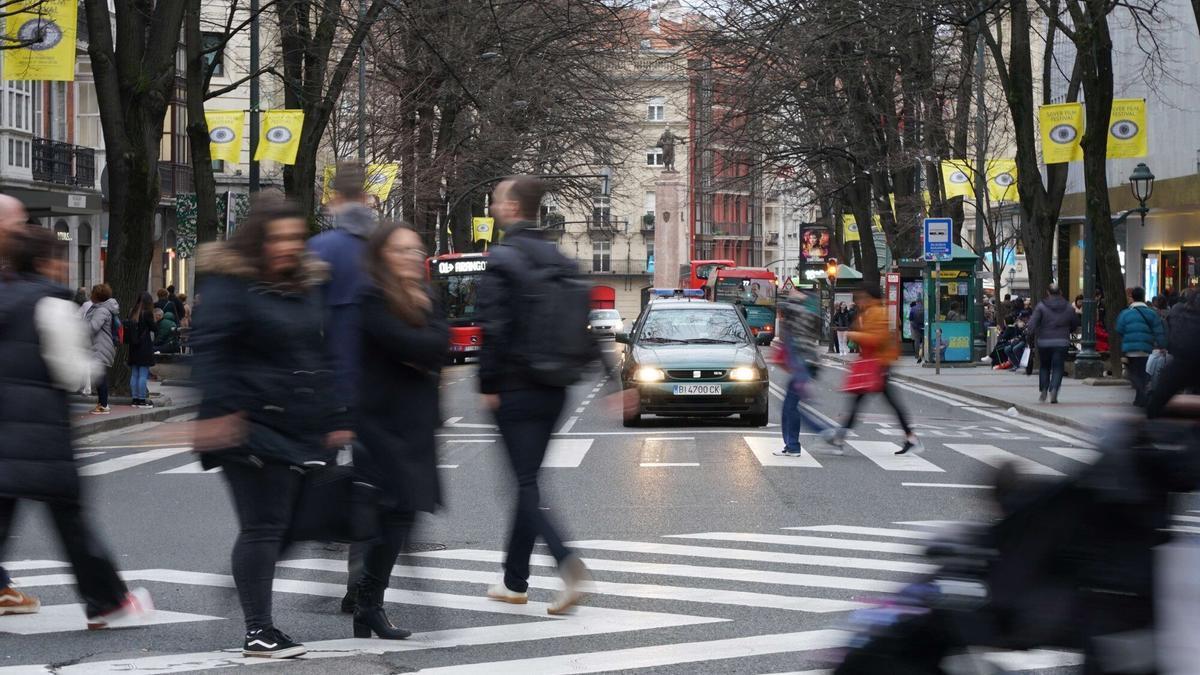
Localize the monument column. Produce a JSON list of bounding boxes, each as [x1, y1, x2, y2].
[[653, 171, 686, 288]]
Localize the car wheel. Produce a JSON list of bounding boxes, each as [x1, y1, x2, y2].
[[744, 411, 768, 427]]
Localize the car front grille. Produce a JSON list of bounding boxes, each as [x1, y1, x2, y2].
[[665, 369, 728, 381]]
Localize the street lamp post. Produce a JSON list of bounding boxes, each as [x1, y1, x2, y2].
[[1075, 162, 1155, 379]]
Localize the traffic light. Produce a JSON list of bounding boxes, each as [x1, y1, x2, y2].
[[825, 257, 839, 280]]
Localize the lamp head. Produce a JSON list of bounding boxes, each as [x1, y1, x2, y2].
[[1129, 162, 1154, 205]]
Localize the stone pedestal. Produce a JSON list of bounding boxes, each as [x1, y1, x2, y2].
[[653, 171, 687, 289]]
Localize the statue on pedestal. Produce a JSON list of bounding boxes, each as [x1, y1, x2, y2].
[[656, 126, 685, 173]]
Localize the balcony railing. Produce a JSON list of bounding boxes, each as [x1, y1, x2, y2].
[[158, 162, 194, 196], [32, 138, 96, 187], [573, 258, 653, 276]]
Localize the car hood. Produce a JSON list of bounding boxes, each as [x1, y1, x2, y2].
[[631, 343, 762, 368]]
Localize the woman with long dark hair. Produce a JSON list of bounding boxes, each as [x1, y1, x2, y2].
[[127, 292, 156, 408], [349, 222, 447, 639], [190, 191, 350, 659]]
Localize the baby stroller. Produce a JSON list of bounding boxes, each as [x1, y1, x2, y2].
[[835, 405, 1200, 675]]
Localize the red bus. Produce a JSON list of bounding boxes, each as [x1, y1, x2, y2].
[[427, 252, 488, 364], [681, 259, 735, 291], [706, 267, 778, 345]]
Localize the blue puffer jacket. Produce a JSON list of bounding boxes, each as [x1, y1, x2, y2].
[[1117, 303, 1166, 354]]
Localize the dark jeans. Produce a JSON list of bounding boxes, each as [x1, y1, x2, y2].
[[913, 329, 924, 361], [781, 377, 830, 452], [843, 374, 912, 435], [1038, 345, 1069, 394], [0, 497, 128, 617], [496, 387, 571, 593], [221, 459, 304, 631], [355, 510, 415, 610], [1126, 355, 1150, 407], [95, 372, 109, 408], [1005, 341, 1026, 368]]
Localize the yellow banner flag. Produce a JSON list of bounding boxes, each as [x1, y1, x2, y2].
[[3, 0, 77, 81], [205, 110, 245, 166], [941, 160, 973, 199], [321, 166, 336, 205], [921, 191, 932, 213], [986, 159, 1018, 202], [842, 215, 860, 242], [254, 110, 304, 164], [365, 164, 398, 200], [472, 217, 495, 243], [1039, 102, 1084, 163], [1107, 98, 1147, 159]]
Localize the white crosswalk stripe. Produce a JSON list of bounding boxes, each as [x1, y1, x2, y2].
[[942, 443, 1065, 476], [844, 440, 944, 472], [2, 523, 1086, 673]]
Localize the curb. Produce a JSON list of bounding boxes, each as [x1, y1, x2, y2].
[[74, 403, 201, 436], [887, 371, 1090, 433]]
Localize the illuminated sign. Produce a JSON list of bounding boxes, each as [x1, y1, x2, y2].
[[436, 259, 488, 275]]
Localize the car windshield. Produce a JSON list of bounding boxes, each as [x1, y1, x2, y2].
[[589, 310, 620, 321], [638, 308, 749, 344]]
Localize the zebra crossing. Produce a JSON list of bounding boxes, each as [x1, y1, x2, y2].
[[0, 520, 1091, 673], [70, 432, 1097, 479]]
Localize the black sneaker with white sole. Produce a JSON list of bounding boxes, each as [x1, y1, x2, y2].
[[243, 627, 306, 659]]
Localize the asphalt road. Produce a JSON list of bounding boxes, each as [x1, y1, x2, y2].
[[0, 345, 1126, 674]]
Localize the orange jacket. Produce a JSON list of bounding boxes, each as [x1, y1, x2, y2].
[[848, 301, 899, 364]]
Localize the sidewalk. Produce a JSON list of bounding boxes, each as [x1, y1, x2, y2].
[[826, 352, 1137, 433], [71, 383, 202, 436]]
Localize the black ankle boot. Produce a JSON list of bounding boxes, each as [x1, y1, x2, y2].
[[352, 607, 411, 640]]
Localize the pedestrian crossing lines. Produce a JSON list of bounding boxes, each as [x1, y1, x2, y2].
[[1, 523, 1086, 673]]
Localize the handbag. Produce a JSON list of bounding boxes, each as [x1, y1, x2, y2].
[[770, 342, 790, 371], [289, 463, 381, 543], [1019, 346, 1032, 369], [842, 357, 886, 394]]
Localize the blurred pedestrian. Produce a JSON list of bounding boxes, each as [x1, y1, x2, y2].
[[0, 225, 153, 627], [72, 286, 88, 305], [83, 283, 119, 414], [176, 292, 191, 328], [1026, 284, 1080, 404], [165, 285, 185, 322], [126, 292, 156, 409], [1147, 288, 1200, 417], [1116, 287, 1166, 407], [190, 192, 350, 659], [308, 161, 377, 614], [349, 222, 448, 640], [774, 288, 832, 458], [823, 285, 922, 455], [478, 176, 593, 614], [909, 298, 925, 363]]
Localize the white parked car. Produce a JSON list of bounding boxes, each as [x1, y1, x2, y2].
[[587, 309, 624, 338]]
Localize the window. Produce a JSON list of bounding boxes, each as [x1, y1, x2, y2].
[[644, 191, 656, 215], [7, 137, 29, 168], [646, 147, 664, 166], [592, 239, 612, 272], [592, 195, 611, 227], [647, 97, 665, 121], [5, 80, 34, 132], [201, 32, 226, 78], [646, 240, 654, 271], [49, 82, 67, 140], [76, 83, 103, 148]]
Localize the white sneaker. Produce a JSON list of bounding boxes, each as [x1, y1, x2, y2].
[[548, 557, 591, 616], [486, 583, 528, 605], [820, 427, 846, 448]]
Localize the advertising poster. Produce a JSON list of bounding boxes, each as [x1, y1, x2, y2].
[[800, 227, 831, 261]]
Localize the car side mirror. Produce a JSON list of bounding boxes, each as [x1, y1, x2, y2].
[[615, 332, 630, 344]]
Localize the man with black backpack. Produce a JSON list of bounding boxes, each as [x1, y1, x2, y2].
[[477, 175, 596, 615]]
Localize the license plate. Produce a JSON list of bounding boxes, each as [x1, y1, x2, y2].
[[463, 345, 480, 352], [673, 384, 722, 396]]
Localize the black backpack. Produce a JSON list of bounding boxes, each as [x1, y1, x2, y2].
[[1167, 298, 1200, 359], [505, 236, 596, 387]]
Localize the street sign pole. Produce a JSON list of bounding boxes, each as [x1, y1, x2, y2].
[[935, 260, 942, 375]]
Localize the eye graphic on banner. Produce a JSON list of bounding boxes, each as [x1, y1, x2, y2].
[[941, 160, 974, 199], [254, 110, 304, 164], [364, 163, 399, 200], [985, 159, 1018, 202], [320, 166, 337, 205], [1107, 99, 1147, 159], [1049, 124, 1078, 144], [4, 0, 78, 81], [842, 215, 860, 242], [205, 110, 245, 166], [472, 217, 495, 243]]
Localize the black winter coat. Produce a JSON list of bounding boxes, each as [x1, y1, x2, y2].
[[191, 242, 344, 469], [0, 276, 77, 502], [127, 312, 156, 367], [355, 290, 448, 512]]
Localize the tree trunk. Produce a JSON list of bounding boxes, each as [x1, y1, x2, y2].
[[847, 171, 880, 288], [84, 0, 187, 395], [1075, 1, 1127, 375], [185, 0, 220, 244], [949, 26, 975, 244]]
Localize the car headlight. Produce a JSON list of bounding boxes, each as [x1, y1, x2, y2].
[[729, 366, 758, 381], [634, 366, 666, 382], [587, 325, 592, 330]]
